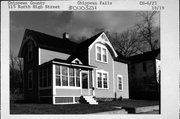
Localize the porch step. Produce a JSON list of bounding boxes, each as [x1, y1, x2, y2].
[[81, 96, 98, 105]]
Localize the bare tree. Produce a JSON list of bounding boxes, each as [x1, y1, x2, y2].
[[114, 30, 145, 57], [135, 11, 160, 51], [10, 52, 24, 101], [16, 58, 24, 90]]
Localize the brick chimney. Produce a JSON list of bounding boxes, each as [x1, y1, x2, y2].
[[63, 32, 69, 39]]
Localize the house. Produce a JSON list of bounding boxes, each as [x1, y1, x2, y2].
[[128, 49, 160, 100], [18, 29, 129, 104]]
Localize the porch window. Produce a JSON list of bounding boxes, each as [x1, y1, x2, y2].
[[96, 44, 108, 63], [76, 68, 80, 87], [40, 65, 52, 88], [97, 70, 108, 89], [69, 67, 75, 86], [62, 66, 68, 86], [117, 75, 123, 91], [55, 65, 81, 88], [47, 66, 52, 86], [56, 65, 61, 86], [28, 70, 33, 89], [43, 68, 47, 87]]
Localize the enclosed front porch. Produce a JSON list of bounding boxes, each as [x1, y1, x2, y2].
[[38, 59, 96, 104]]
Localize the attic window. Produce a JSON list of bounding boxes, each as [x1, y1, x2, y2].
[[101, 34, 108, 41], [75, 60, 80, 64]]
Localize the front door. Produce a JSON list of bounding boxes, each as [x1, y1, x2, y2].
[[81, 71, 89, 95]]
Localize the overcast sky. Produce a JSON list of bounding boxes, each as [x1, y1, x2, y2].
[[10, 11, 159, 56]]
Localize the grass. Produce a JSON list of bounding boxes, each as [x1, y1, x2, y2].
[[100, 99, 159, 108], [10, 103, 119, 114], [10, 99, 159, 114]]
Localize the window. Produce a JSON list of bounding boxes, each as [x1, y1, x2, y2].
[[40, 66, 52, 88], [102, 48, 107, 62], [103, 73, 108, 88], [143, 62, 147, 72], [69, 67, 75, 86], [28, 70, 33, 89], [117, 75, 123, 91], [55, 65, 81, 88], [28, 41, 33, 61], [47, 66, 52, 86], [97, 72, 102, 88], [76, 68, 80, 87], [62, 66, 68, 86], [96, 44, 108, 63], [97, 46, 101, 61], [96, 70, 108, 89]]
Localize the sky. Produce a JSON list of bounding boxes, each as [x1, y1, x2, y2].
[[10, 11, 160, 56]]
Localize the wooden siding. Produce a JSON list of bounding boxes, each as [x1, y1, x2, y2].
[[55, 89, 81, 96], [129, 60, 159, 100], [39, 48, 70, 65], [39, 89, 52, 96], [114, 61, 129, 99], [89, 42, 114, 98], [23, 39, 39, 102]]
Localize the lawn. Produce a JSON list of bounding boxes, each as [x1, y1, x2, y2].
[[100, 99, 159, 108], [10, 99, 159, 114], [10, 103, 119, 114]]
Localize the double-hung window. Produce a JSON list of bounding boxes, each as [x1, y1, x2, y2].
[[96, 44, 108, 63], [97, 46, 101, 61], [117, 75, 123, 91], [97, 70, 108, 89], [28, 41, 33, 61], [40, 66, 52, 88], [28, 70, 33, 89]]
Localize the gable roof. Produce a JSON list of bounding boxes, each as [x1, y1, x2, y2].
[[18, 29, 78, 57], [128, 48, 160, 63], [77, 32, 103, 51], [114, 50, 128, 63], [19, 29, 127, 63]]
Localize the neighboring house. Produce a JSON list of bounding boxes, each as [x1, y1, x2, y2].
[[128, 49, 160, 100], [18, 29, 129, 104]]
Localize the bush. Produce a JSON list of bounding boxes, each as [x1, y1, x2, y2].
[[118, 96, 123, 101]]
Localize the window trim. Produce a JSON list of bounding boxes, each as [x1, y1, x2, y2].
[[95, 44, 108, 63], [55, 65, 81, 89], [39, 66, 52, 89], [96, 70, 109, 89], [117, 75, 123, 91], [28, 70, 33, 90]]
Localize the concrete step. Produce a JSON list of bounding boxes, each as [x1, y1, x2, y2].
[[82, 96, 98, 105]]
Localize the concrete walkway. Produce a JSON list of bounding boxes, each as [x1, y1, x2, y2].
[[90, 109, 128, 114], [90, 105, 159, 114]]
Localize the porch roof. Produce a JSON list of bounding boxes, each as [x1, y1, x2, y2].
[[39, 58, 97, 69]]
